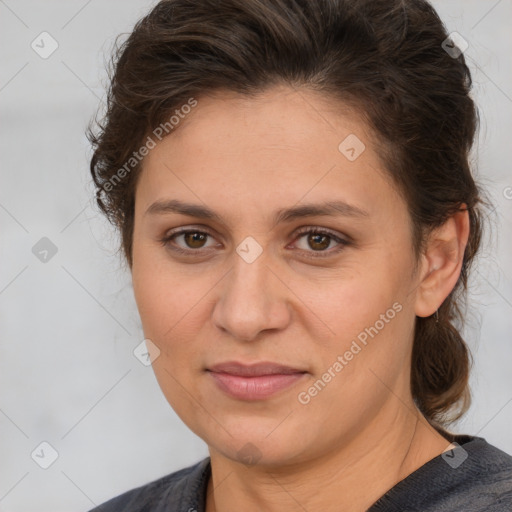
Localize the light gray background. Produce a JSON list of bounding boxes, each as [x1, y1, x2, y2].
[[1, 1, 511, 510]]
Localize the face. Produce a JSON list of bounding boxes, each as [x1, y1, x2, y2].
[[131, 85, 422, 467]]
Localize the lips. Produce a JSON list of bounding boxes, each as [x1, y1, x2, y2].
[[206, 361, 307, 400], [207, 361, 306, 376]]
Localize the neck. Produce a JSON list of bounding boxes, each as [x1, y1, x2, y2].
[[205, 402, 453, 512]]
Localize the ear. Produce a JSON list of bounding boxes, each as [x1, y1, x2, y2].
[[414, 205, 470, 318]]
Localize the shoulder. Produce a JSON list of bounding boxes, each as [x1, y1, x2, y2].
[[460, 435, 512, 479], [88, 457, 211, 512], [440, 436, 512, 511], [370, 435, 512, 512], [464, 436, 512, 509]]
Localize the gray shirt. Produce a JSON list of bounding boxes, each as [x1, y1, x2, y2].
[[89, 435, 512, 511]]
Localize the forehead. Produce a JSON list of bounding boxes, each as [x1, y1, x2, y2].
[[166, 86, 368, 153], [136, 86, 404, 225]]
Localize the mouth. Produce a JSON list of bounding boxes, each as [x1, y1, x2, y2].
[[206, 361, 308, 400]]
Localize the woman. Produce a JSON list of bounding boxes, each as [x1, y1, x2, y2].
[[87, 0, 512, 510]]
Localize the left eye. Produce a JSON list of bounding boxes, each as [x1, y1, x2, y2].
[[291, 228, 350, 257]]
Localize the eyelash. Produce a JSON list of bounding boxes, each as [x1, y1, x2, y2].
[[158, 226, 351, 259]]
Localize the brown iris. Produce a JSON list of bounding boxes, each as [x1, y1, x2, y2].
[[308, 233, 330, 251], [184, 232, 208, 249]]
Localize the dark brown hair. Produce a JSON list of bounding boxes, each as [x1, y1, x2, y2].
[[88, 0, 488, 430]]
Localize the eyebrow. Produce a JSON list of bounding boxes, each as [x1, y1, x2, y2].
[[144, 199, 369, 224]]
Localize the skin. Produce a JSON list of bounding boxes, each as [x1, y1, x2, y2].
[[131, 85, 469, 512]]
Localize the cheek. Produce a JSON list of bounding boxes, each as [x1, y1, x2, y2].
[[131, 253, 217, 376], [131, 259, 210, 426], [302, 269, 399, 340], [132, 242, 194, 337], [301, 259, 414, 393], [294, 291, 411, 436]]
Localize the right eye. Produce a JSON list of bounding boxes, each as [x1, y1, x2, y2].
[[159, 228, 220, 255]]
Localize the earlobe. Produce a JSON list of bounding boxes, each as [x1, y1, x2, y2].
[[414, 206, 470, 318]]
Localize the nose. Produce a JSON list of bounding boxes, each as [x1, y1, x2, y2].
[[211, 249, 291, 342]]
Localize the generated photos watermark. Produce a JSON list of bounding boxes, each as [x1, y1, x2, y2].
[[297, 301, 403, 405], [102, 97, 198, 194]]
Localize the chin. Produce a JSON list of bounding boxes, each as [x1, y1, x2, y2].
[[203, 419, 311, 467]]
